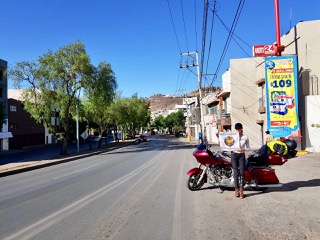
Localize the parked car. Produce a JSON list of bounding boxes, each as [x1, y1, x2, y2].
[[137, 135, 147, 142]]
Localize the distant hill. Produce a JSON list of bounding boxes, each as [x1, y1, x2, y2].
[[148, 86, 220, 112], [148, 94, 183, 112]]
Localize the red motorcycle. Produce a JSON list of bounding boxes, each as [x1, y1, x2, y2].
[[187, 143, 288, 191]]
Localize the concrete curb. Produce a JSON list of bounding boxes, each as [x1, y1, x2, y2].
[[0, 140, 137, 178], [297, 150, 309, 155]]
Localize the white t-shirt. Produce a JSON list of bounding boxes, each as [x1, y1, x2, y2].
[[233, 134, 250, 153]]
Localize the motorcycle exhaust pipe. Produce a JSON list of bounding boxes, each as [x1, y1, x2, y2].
[[245, 183, 283, 188]]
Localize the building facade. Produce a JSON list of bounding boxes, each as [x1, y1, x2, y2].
[[7, 98, 46, 149], [0, 59, 12, 151], [8, 89, 58, 149], [210, 20, 320, 151]]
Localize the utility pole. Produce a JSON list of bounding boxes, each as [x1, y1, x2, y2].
[[180, 51, 206, 143]]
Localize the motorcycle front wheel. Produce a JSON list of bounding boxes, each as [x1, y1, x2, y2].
[[187, 173, 205, 191]]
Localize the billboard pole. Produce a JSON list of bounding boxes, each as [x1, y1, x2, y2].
[[274, 0, 281, 50], [274, 0, 285, 55]]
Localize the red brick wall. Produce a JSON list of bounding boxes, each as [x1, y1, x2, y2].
[[8, 99, 45, 149]]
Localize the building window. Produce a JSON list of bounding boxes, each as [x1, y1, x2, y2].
[[0, 71, 3, 81], [10, 123, 17, 129], [0, 88, 2, 98], [10, 105, 17, 112]]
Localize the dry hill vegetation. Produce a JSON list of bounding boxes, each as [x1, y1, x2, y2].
[[148, 87, 220, 112], [148, 94, 183, 112]]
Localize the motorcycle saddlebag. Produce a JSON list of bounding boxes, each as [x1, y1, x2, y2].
[[250, 168, 279, 184], [268, 153, 287, 165]]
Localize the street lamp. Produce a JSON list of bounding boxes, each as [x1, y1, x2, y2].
[[76, 88, 81, 152]]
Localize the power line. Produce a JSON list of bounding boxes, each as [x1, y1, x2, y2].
[[166, 0, 182, 53], [215, 13, 251, 49], [204, 0, 217, 86], [212, 12, 266, 76], [194, 0, 198, 51], [180, 0, 189, 52], [199, 0, 209, 87], [210, 0, 246, 86]]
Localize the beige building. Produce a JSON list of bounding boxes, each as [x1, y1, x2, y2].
[[207, 20, 320, 151]]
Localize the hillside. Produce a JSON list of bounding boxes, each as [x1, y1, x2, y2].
[[148, 86, 220, 112], [148, 94, 183, 112]]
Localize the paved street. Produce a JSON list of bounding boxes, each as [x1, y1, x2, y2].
[[0, 135, 319, 240], [0, 138, 114, 164], [0, 138, 132, 176]]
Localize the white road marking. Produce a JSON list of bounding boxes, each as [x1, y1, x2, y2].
[[4, 150, 167, 240]]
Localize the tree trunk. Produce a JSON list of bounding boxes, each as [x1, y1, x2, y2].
[[60, 141, 68, 155]]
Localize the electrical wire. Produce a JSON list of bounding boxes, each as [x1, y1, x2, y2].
[[204, 0, 217, 87], [180, 0, 189, 52], [199, 0, 209, 88], [194, 0, 198, 51], [215, 13, 251, 49], [210, 0, 246, 86], [166, 0, 182, 54], [209, 12, 264, 82]]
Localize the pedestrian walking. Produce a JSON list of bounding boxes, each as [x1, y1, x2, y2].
[[232, 123, 250, 199]]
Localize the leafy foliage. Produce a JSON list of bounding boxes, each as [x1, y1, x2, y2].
[[152, 110, 185, 133], [9, 41, 94, 155], [108, 95, 150, 137]]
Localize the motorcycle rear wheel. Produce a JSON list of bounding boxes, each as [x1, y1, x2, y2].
[[187, 173, 205, 191]]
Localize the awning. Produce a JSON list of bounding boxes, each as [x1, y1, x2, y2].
[[217, 91, 230, 98], [202, 95, 219, 106], [0, 132, 13, 139]]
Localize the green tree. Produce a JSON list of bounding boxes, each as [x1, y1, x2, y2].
[[9, 61, 58, 134], [163, 113, 175, 133], [109, 95, 150, 139], [152, 115, 165, 132], [10, 41, 94, 155], [84, 61, 117, 147], [171, 110, 186, 134], [163, 110, 185, 134]]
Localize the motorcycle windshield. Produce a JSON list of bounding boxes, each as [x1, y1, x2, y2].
[[197, 143, 206, 150]]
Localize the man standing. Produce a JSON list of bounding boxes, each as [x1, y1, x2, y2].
[[265, 130, 274, 144], [231, 123, 250, 199]]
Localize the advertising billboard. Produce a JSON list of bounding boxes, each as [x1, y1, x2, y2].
[[265, 56, 301, 139]]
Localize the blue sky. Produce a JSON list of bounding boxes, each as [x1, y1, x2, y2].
[[1, 0, 319, 98]]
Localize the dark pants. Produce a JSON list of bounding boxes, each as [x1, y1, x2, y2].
[[231, 152, 245, 189]]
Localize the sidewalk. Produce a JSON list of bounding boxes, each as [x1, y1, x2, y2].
[[0, 139, 137, 177]]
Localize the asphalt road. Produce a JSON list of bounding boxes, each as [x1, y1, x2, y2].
[[0, 138, 113, 165], [0, 135, 319, 240]]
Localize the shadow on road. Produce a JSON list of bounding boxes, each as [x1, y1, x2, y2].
[[185, 178, 320, 199]]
